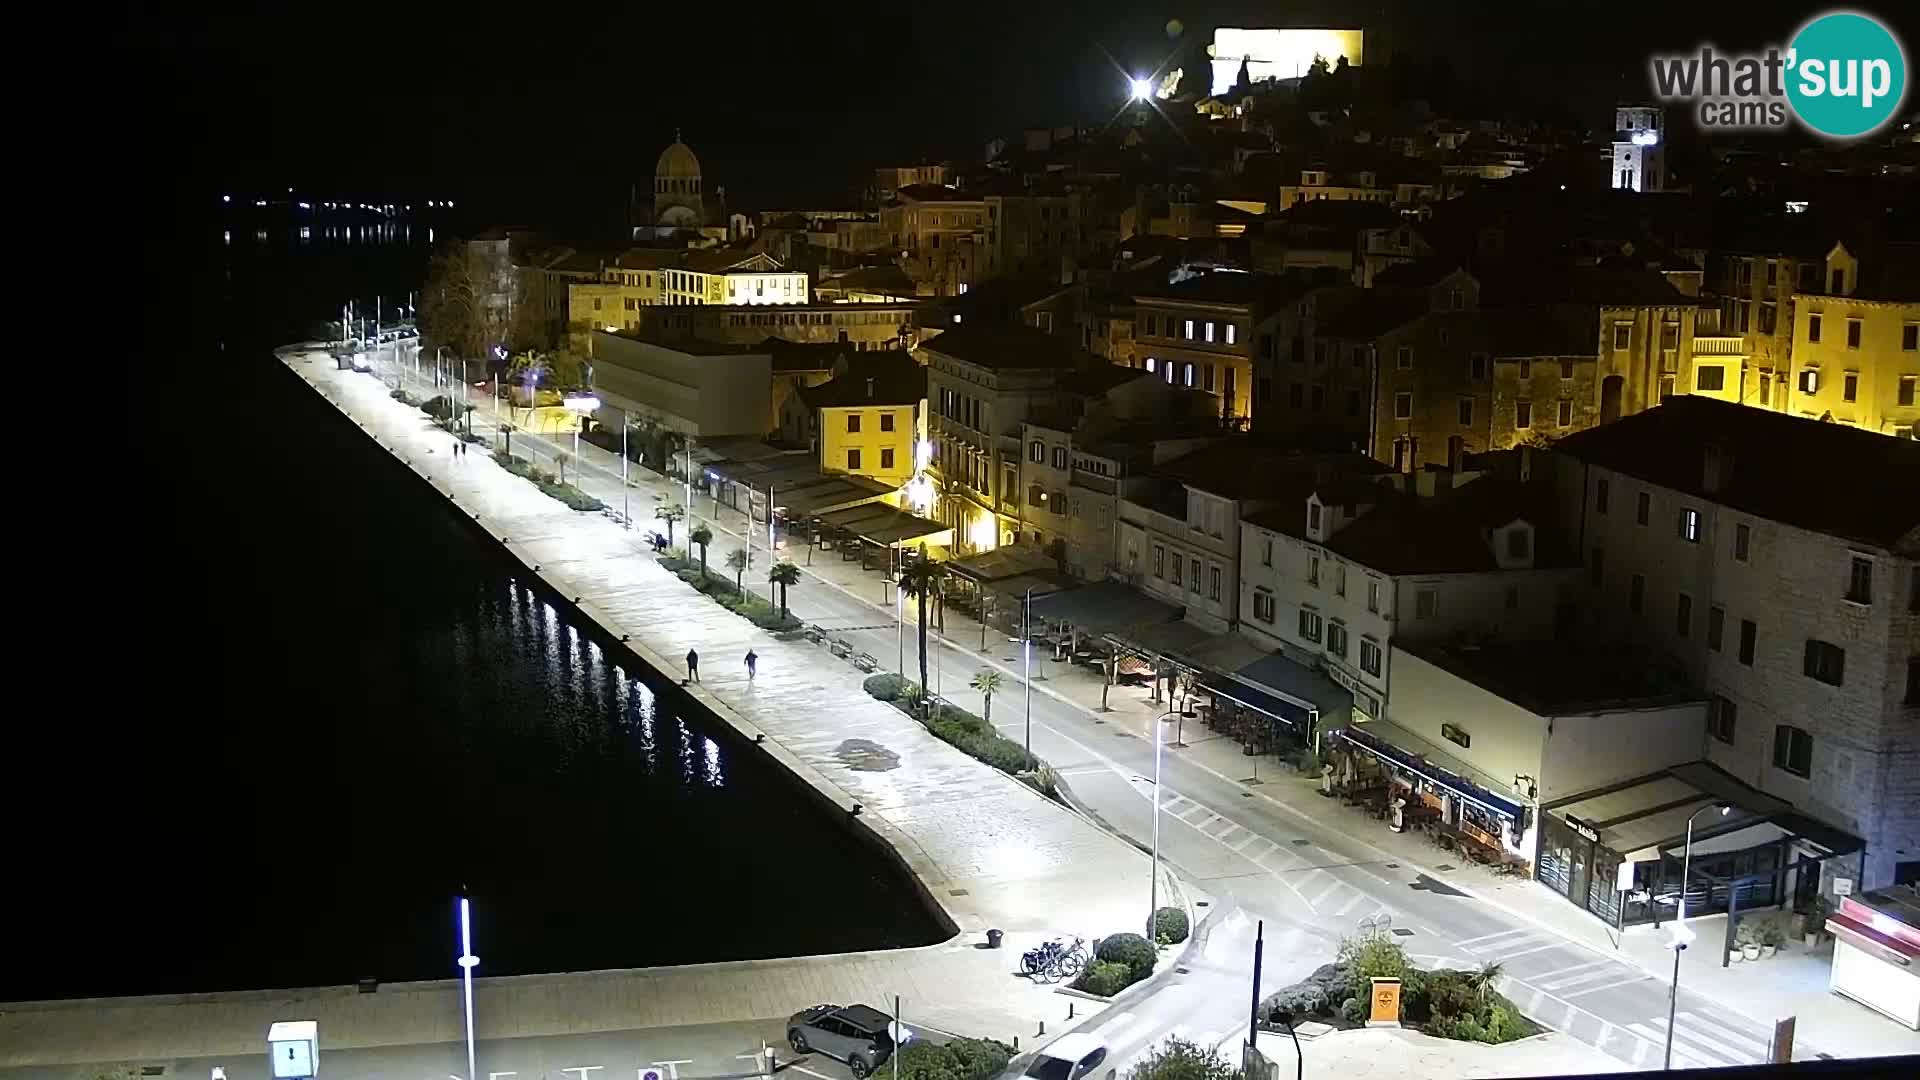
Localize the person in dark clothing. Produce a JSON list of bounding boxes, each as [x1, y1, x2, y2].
[[686, 649, 700, 682], [744, 649, 757, 679]]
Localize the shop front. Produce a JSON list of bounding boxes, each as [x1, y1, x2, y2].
[[1325, 722, 1532, 869], [1538, 761, 1864, 939], [1826, 888, 1920, 1031]]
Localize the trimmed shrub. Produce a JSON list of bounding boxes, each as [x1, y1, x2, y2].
[[864, 673, 911, 701], [1151, 906, 1190, 945], [1126, 1038, 1238, 1080], [1074, 960, 1134, 997], [943, 1038, 1013, 1080], [1339, 936, 1409, 983], [894, 1042, 963, 1080], [1340, 997, 1365, 1025], [1096, 932, 1157, 981], [1268, 982, 1329, 1019]]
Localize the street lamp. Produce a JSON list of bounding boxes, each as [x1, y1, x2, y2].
[[456, 894, 480, 1080], [1268, 1010, 1303, 1080], [1022, 586, 1045, 759], [1149, 706, 1197, 937], [1129, 76, 1153, 101], [563, 393, 601, 486], [1663, 802, 1731, 1070]]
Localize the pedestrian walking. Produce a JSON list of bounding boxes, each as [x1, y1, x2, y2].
[[744, 649, 757, 679], [686, 648, 700, 683]]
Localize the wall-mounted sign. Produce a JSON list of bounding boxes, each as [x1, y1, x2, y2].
[[1834, 877, 1854, 896], [1440, 723, 1471, 749], [1617, 861, 1637, 892], [1566, 815, 1600, 844]]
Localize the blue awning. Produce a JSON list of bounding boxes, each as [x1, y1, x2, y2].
[[1331, 724, 1525, 821], [1201, 674, 1314, 730]]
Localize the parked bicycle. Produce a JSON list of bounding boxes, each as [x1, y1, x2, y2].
[[1019, 936, 1089, 982]]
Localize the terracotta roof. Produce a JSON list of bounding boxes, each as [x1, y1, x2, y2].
[[1555, 397, 1920, 553]]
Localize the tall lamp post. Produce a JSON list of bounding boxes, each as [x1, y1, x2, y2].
[[1149, 706, 1197, 936], [1021, 585, 1041, 760], [1663, 802, 1731, 1070], [563, 393, 601, 486], [456, 894, 480, 1080]]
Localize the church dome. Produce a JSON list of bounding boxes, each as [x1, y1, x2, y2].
[[656, 137, 701, 181]]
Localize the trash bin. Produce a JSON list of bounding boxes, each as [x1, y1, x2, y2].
[[986, 928, 1004, 949]]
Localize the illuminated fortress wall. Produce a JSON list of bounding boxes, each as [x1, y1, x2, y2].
[[1209, 28, 1365, 95]]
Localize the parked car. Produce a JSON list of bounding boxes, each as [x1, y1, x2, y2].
[[788, 1003, 895, 1078], [1022, 1034, 1109, 1080]]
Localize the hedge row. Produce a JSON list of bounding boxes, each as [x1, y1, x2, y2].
[[658, 555, 801, 632], [862, 675, 1037, 775], [491, 451, 606, 512]]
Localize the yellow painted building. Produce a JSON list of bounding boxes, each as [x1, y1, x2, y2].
[[1788, 244, 1920, 438], [800, 356, 928, 489], [664, 250, 809, 306]]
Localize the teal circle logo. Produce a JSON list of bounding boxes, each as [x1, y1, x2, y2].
[[1787, 11, 1907, 138]]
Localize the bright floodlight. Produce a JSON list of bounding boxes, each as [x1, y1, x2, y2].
[[1129, 77, 1153, 101]]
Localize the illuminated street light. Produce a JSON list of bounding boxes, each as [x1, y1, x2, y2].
[[1663, 802, 1731, 1070], [456, 895, 479, 1080], [1150, 706, 1196, 937], [1129, 77, 1153, 101], [563, 393, 601, 485]]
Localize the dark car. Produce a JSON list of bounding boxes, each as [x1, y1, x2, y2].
[[787, 1003, 895, 1078]]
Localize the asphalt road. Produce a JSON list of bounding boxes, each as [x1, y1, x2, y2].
[[397, 360, 1804, 1073]]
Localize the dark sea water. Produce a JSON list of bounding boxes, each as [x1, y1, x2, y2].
[[4, 219, 940, 1001]]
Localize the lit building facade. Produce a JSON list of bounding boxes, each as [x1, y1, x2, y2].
[[1555, 398, 1920, 889], [1610, 106, 1665, 193], [1786, 244, 1920, 439]]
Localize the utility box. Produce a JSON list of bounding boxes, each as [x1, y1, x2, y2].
[[268, 1020, 319, 1079]]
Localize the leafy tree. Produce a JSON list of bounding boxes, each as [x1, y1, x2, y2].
[[725, 547, 749, 596], [969, 669, 1004, 723], [897, 559, 945, 708], [656, 501, 686, 548], [689, 523, 714, 579], [1127, 1038, 1237, 1080], [1338, 935, 1409, 983], [768, 560, 801, 619]]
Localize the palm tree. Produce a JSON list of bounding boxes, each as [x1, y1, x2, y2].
[[897, 558, 945, 705], [689, 523, 714, 579], [725, 548, 749, 596], [970, 669, 1004, 723], [768, 561, 801, 620], [657, 501, 686, 548], [1468, 960, 1505, 1003]]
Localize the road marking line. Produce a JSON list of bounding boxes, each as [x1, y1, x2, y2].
[[1532, 958, 1613, 983], [1453, 927, 1535, 949], [1212, 822, 1243, 843], [1560, 975, 1652, 999], [789, 1067, 839, 1080], [1489, 941, 1569, 963], [1092, 1011, 1137, 1038], [1645, 1017, 1751, 1065], [1628, 1023, 1716, 1069], [1678, 1012, 1770, 1057], [1537, 964, 1632, 990], [1329, 891, 1371, 917], [1174, 804, 1210, 824]]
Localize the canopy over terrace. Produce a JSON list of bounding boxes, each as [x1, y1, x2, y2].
[[812, 502, 952, 570], [1540, 760, 1865, 932], [701, 454, 895, 520], [943, 545, 1065, 635]]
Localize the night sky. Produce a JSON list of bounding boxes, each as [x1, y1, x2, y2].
[[137, 0, 1911, 233]]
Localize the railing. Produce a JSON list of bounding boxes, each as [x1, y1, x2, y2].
[[1692, 336, 1747, 356]]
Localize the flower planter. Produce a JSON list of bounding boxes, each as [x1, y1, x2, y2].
[[1730, 950, 1743, 963], [1761, 945, 1776, 959], [1804, 932, 1821, 948], [1743, 944, 1762, 961]]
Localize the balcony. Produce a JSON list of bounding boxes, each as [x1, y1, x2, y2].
[[1692, 336, 1747, 357]]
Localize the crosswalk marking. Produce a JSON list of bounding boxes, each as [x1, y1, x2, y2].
[[1487, 941, 1568, 963], [1677, 1011, 1771, 1059], [1628, 1023, 1715, 1070], [1561, 973, 1653, 999], [1532, 960, 1617, 989], [1454, 927, 1533, 949], [1231, 832, 1262, 853]]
